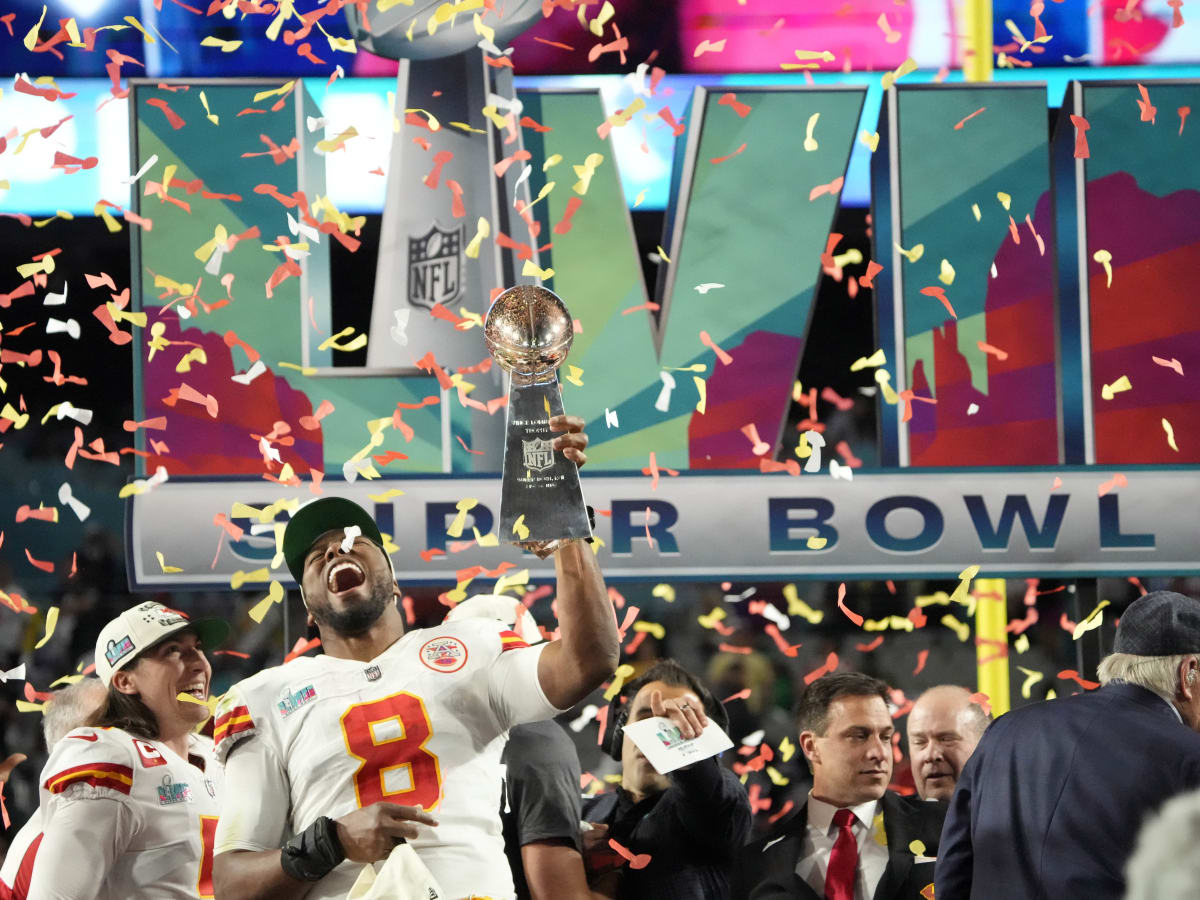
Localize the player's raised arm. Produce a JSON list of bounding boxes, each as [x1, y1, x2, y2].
[[535, 415, 620, 711]]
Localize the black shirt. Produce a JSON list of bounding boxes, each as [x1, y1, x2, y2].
[[501, 720, 584, 900], [583, 756, 752, 900]]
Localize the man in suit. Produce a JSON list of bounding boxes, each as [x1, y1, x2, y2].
[[906, 686, 990, 802], [936, 590, 1200, 900], [735, 672, 946, 900]]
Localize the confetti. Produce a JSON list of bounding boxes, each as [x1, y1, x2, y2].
[[881, 57, 917, 91], [1152, 355, 1184, 375], [1100, 375, 1132, 400], [876, 12, 902, 43], [803, 113, 820, 152], [1058, 669, 1100, 690], [1136, 83, 1157, 124], [1097, 473, 1127, 498], [1163, 418, 1180, 452], [837, 583, 864, 626], [938, 259, 955, 285], [34, 606, 60, 649], [248, 581, 286, 623], [953, 107, 987, 130], [607, 838, 651, 870]]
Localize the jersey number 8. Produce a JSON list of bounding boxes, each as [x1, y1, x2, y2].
[[341, 692, 443, 810]]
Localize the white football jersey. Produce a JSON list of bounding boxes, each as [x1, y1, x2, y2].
[[31, 727, 222, 900], [212, 619, 562, 900]]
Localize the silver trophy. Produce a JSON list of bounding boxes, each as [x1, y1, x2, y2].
[[485, 285, 592, 556]]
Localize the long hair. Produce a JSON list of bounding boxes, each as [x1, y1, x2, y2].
[[87, 660, 160, 740]]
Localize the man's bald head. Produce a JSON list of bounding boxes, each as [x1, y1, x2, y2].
[[906, 685, 991, 801]]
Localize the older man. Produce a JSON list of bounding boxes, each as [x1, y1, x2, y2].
[[937, 590, 1200, 900], [736, 672, 945, 900], [906, 686, 990, 802]]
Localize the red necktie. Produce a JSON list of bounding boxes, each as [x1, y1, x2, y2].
[[825, 807, 859, 900]]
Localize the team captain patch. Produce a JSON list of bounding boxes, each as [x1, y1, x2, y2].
[[419, 636, 468, 673]]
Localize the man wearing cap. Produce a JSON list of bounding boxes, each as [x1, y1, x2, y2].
[[211, 416, 620, 900], [27, 601, 228, 899], [936, 590, 1200, 900]]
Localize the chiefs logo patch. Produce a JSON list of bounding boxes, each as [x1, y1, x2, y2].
[[419, 636, 468, 674]]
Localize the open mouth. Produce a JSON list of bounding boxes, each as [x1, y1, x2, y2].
[[327, 559, 366, 594], [180, 680, 207, 701]]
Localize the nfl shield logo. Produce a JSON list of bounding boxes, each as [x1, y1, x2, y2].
[[364, 665, 382, 682], [408, 223, 464, 310], [522, 438, 555, 472]]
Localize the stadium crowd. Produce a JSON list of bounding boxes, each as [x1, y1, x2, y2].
[[3, 482, 1200, 900]]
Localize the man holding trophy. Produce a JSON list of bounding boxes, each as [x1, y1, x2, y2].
[[212, 286, 618, 900]]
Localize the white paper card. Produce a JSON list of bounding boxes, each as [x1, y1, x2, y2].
[[621, 715, 733, 775]]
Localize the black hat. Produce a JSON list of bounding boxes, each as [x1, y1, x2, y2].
[[282, 497, 385, 584], [1114, 591, 1200, 656]]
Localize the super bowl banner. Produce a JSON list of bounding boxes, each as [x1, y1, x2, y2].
[[126, 75, 1200, 585]]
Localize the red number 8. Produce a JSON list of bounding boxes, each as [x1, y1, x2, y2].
[[341, 692, 442, 810]]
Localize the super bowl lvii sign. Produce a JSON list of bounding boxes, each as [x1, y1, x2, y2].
[[125, 76, 1200, 587]]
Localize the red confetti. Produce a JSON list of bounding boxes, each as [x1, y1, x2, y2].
[[718, 643, 752, 655], [837, 582, 864, 626], [284, 637, 322, 663], [146, 97, 186, 129], [1069, 114, 1090, 159], [212, 650, 251, 659], [722, 688, 752, 703], [856, 636, 884, 653], [1058, 669, 1100, 690], [913, 649, 929, 675], [607, 838, 651, 870], [25, 549, 54, 573], [953, 106, 987, 130], [553, 197, 584, 235], [371, 451, 410, 466], [717, 92, 752, 118], [920, 285, 957, 319], [455, 434, 484, 456], [710, 142, 747, 165], [803, 652, 839, 685]]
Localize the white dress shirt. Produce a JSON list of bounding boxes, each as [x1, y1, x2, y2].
[[795, 793, 889, 900]]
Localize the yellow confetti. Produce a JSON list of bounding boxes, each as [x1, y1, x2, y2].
[[633, 620, 666, 640], [472, 526, 499, 547], [634, 188, 648, 207], [875, 369, 900, 405], [448, 121, 486, 134], [254, 80, 295, 103], [1017, 666, 1044, 699], [806, 535, 828, 550], [177, 691, 209, 706], [765, 766, 789, 786], [248, 581, 286, 624], [200, 35, 242, 52], [316, 21, 356, 52], [796, 432, 811, 459], [494, 568, 530, 595], [465, 217, 490, 259], [381, 532, 400, 555], [803, 112, 820, 151], [1072, 599, 1110, 640], [16, 700, 44, 713], [176, 347, 207, 373], [850, 349, 887, 371], [693, 376, 707, 414], [938, 258, 955, 285], [859, 130, 879, 152], [1, 404, 30, 429], [1093, 249, 1113, 287], [971, 203, 982, 221], [156, 551, 183, 574], [199, 90, 219, 125], [230, 567, 271, 590], [1014, 633, 1030, 654], [24, 5, 46, 49], [406, 107, 441, 131], [909, 840, 927, 856], [655, 245, 671, 263], [698, 607, 727, 630], [603, 663, 636, 701], [832, 248, 863, 268], [278, 361, 317, 376], [564, 365, 584, 387], [446, 498, 478, 538], [941, 613, 969, 642], [542, 154, 562, 171], [367, 488, 406, 502], [522, 259, 555, 281], [881, 57, 917, 91], [781, 48, 834, 70], [572, 152, 605, 195], [1100, 375, 1132, 400], [652, 583, 676, 603], [895, 242, 924, 263], [316, 127, 359, 154], [783, 583, 823, 624], [778, 736, 796, 762], [1163, 418, 1180, 452], [996, 191, 1012, 210], [318, 326, 368, 352], [35, 606, 60, 649]]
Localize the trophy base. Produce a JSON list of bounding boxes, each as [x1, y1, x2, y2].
[[499, 375, 593, 547]]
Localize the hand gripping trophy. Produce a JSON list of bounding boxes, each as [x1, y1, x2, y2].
[[485, 285, 593, 557], [345, 0, 548, 372]]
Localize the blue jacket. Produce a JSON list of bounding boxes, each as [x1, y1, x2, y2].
[[936, 682, 1200, 900]]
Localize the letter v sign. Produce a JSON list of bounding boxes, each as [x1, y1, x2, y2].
[[517, 86, 866, 471]]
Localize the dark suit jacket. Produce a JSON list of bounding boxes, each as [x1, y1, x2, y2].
[[936, 682, 1200, 900], [734, 790, 946, 900]]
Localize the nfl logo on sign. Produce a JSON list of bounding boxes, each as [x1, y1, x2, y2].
[[408, 223, 463, 310], [522, 438, 555, 472]]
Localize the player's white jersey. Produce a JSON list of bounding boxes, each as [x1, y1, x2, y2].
[[212, 618, 562, 900], [32, 727, 222, 899]]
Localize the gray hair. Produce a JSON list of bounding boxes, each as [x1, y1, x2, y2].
[[1097, 652, 1190, 704], [43, 678, 107, 746], [1125, 788, 1200, 900]]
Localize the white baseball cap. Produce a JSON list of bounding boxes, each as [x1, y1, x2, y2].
[[94, 601, 229, 687], [443, 594, 544, 644]]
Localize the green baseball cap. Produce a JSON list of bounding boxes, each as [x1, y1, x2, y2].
[[282, 497, 385, 584]]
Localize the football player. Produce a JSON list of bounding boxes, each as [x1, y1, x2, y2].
[[0, 678, 107, 899], [212, 415, 619, 900], [27, 602, 228, 900]]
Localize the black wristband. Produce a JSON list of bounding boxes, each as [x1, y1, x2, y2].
[[280, 816, 345, 882], [585, 505, 597, 543]]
